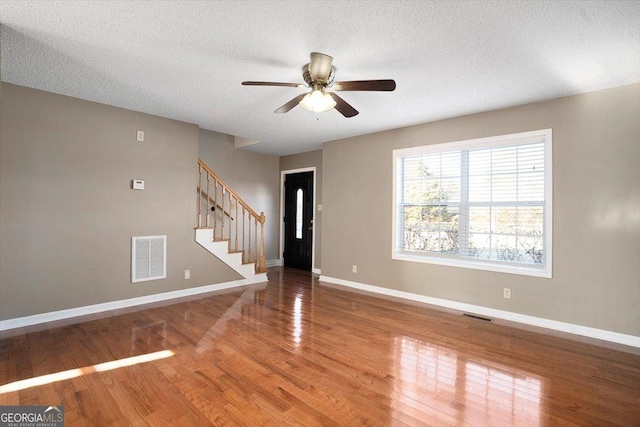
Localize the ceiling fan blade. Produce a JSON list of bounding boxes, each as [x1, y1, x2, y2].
[[242, 81, 303, 88], [332, 79, 396, 91], [329, 93, 359, 118], [275, 94, 306, 114]]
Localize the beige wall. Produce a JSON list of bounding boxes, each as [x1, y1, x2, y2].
[[280, 150, 323, 270], [0, 83, 241, 321], [322, 83, 640, 336], [198, 130, 280, 261]]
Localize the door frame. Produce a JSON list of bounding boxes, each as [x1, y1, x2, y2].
[[279, 167, 317, 273]]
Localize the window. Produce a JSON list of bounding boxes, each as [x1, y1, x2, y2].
[[393, 129, 552, 277], [295, 188, 303, 239]]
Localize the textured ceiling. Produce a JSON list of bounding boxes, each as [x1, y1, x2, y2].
[[1, 1, 639, 156]]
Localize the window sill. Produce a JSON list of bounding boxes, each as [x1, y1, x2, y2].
[[392, 251, 552, 278]]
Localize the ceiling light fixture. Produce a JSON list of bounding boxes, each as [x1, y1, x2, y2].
[[299, 89, 336, 113], [242, 51, 395, 117]]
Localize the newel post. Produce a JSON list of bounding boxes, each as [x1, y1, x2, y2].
[[197, 163, 203, 227], [259, 212, 266, 272]]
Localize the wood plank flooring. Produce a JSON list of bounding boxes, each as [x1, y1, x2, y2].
[[1, 267, 639, 426]]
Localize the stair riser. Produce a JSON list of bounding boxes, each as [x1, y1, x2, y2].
[[195, 229, 264, 281]]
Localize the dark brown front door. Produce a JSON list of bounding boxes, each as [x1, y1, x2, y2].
[[284, 171, 313, 271]]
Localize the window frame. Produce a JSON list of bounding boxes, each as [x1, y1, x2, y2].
[[392, 129, 552, 278]]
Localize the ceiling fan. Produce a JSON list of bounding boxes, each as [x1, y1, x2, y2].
[[242, 52, 396, 118]]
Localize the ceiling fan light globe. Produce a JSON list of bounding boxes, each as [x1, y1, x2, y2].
[[299, 90, 336, 113]]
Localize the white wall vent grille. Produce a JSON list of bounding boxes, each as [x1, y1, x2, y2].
[[131, 235, 167, 283]]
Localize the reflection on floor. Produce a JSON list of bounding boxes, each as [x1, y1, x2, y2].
[[394, 337, 542, 426], [1, 267, 638, 426]]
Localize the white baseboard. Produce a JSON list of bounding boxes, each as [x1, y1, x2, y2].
[[0, 279, 251, 331], [266, 259, 282, 267], [312, 268, 321, 275], [319, 275, 640, 349]]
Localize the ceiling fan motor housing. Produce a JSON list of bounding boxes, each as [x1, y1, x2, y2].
[[305, 52, 335, 85], [303, 65, 335, 87]]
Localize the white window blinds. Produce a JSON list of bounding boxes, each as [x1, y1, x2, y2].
[[393, 129, 552, 277]]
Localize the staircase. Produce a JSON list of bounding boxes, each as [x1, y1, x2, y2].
[[195, 159, 267, 283]]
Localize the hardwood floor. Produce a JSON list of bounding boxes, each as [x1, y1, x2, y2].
[[1, 267, 639, 426]]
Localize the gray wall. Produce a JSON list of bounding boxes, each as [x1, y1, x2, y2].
[[0, 83, 241, 321], [198, 130, 279, 261], [280, 150, 323, 270], [321, 83, 640, 336]]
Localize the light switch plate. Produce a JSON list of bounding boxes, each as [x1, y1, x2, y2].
[[132, 179, 144, 190]]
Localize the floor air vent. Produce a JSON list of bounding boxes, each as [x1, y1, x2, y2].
[[132, 235, 167, 283], [463, 313, 494, 322]]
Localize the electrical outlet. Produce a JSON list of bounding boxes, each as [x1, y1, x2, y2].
[[184, 269, 191, 280], [503, 288, 511, 299], [352, 265, 358, 273], [136, 130, 144, 142]]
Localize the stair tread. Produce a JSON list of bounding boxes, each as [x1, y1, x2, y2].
[[194, 183, 266, 281]]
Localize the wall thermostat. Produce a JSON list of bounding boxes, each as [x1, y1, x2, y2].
[[132, 179, 145, 190]]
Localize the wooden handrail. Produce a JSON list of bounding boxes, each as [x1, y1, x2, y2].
[[198, 160, 264, 224], [197, 159, 266, 273], [196, 188, 233, 220]]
